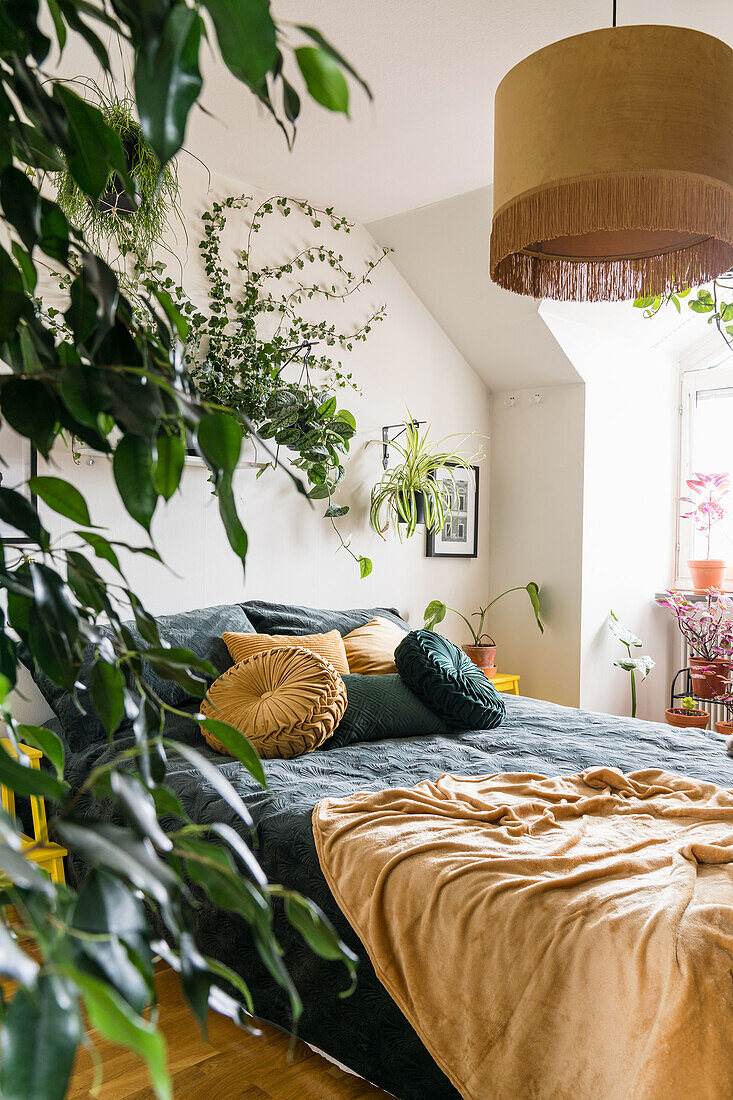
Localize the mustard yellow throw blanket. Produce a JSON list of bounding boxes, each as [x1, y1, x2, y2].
[[313, 768, 733, 1100]]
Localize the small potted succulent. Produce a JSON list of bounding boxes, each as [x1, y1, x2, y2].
[[665, 696, 711, 730], [424, 584, 544, 676], [680, 472, 729, 593], [659, 589, 733, 699]]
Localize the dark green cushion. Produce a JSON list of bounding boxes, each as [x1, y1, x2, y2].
[[19, 603, 256, 753], [325, 674, 448, 749], [394, 630, 506, 731], [242, 601, 410, 637]]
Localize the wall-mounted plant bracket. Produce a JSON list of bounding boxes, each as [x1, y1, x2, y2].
[[381, 419, 426, 470]]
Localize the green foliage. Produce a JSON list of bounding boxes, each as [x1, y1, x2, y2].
[[54, 82, 182, 262], [0, 3, 369, 1097], [608, 610, 655, 718], [146, 193, 389, 575], [370, 419, 479, 539], [424, 584, 545, 645], [634, 277, 733, 354]]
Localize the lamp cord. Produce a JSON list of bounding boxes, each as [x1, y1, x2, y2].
[[612, 0, 617, 27]]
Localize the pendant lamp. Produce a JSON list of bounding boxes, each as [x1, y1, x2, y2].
[[490, 24, 733, 302]]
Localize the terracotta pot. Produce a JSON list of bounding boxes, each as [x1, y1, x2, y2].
[[688, 559, 726, 594], [462, 644, 497, 673], [716, 719, 733, 738], [665, 707, 710, 730], [689, 656, 732, 699]]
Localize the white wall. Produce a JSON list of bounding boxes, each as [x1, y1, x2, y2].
[[488, 384, 585, 706], [541, 306, 679, 721], [9, 163, 492, 722]]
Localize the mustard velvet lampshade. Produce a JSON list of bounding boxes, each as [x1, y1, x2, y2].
[[490, 25, 733, 302]]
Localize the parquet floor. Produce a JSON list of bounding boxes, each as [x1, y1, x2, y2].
[[68, 965, 392, 1099]]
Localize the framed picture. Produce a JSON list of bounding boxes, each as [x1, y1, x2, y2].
[[426, 464, 479, 558], [0, 433, 37, 546]]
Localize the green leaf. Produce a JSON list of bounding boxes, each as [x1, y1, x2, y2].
[[0, 246, 27, 342], [284, 892, 358, 972], [607, 610, 642, 648], [113, 434, 158, 532], [16, 723, 65, 780], [295, 47, 350, 114], [166, 741, 253, 829], [0, 487, 48, 549], [0, 165, 40, 252], [0, 840, 55, 896], [614, 655, 655, 680], [110, 772, 173, 852], [91, 660, 125, 738], [198, 718, 267, 788], [324, 504, 349, 518], [217, 473, 248, 563], [135, 5, 203, 164], [29, 476, 91, 526], [0, 919, 38, 986], [153, 434, 185, 501], [0, 377, 56, 456], [53, 85, 129, 200], [55, 822, 178, 907], [296, 25, 372, 99], [11, 240, 37, 294], [525, 582, 544, 634], [1, 977, 82, 1100], [196, 411, 242, 474], [359, 555, 372, 579], [317, 396, 337, 419], [423, 600, 447, 630], [200, 0, 277, 87], [722, 303, 733, 323], [74, 971, 171, 1100]]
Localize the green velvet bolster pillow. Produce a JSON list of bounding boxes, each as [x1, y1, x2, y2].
[[324, 673, 449, 749]]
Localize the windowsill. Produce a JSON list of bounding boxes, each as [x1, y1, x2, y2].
[[654, 591, 732, 603]]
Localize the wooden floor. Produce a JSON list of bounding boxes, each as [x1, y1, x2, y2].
[[68, 965, 392, 1099]]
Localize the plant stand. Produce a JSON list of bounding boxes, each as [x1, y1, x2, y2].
[[0, 738, 66, 886]]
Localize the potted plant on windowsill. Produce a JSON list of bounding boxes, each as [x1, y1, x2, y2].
[[370, 418, 478, 539], [424, 584, 544, 676], [659, 590, 733, 699], [681, 472, 729, 593], [665, 696, 711, 730]]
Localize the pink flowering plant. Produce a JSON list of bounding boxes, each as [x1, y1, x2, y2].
[[680, 472, 730, 559], [658, 589, 733, 661]]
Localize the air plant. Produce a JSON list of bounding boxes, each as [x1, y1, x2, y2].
[[658, 589, 733, 661], [424, 584, 544, 644], [608, 611, 654, 719], [680, 472, 730, 560], [370, 418, 479, 539]]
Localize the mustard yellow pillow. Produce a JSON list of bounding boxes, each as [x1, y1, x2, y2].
[[344, 616, 408, 675], [200, 646, 347, 759], [222, 629, 349, 675]]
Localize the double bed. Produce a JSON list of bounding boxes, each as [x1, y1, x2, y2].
[[57, 689, 733, 1100]]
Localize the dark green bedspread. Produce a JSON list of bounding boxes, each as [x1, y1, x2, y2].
[[59, 695, 733, 1100]]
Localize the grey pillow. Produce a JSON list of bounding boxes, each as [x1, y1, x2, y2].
[[324, 673, 448, 749], [19, 602, 256, 753], [242, 601, 410, 637]]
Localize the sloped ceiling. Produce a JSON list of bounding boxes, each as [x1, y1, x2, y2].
[[368, 186, 579, 391]]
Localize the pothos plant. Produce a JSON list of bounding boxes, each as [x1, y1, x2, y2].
[[143, 194, 390, 577], [634, 275, 733, 355], [0, 2, 370, 1097]]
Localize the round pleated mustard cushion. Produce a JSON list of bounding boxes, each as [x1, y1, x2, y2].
[[200, 646, 347, 759]]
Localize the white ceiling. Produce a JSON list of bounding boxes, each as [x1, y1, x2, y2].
[[192, 0, 733, 224]]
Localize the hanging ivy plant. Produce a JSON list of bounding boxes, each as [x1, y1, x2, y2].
[[54, 81, 182, 261], [151, 194, 391, 576]]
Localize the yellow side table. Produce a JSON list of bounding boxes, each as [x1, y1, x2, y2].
[[0, 738, 66, 885], [488, 673, 520, 696]]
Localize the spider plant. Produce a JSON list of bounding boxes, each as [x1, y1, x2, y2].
[[370, 418, 477, 538]]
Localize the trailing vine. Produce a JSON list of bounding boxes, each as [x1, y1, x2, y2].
[[635, 274, 733, 356], [156, 194, 391, 576]]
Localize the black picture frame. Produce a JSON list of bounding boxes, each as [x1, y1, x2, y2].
[[0, 440, 38, 546], [426, 463, 479, 559]]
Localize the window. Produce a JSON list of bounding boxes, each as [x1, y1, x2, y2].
[[679, 361, 733, 587]]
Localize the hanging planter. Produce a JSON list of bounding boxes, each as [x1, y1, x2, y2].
[[55, 83, 181, 260]]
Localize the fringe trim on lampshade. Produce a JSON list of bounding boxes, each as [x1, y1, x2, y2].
[[490, 170, 733, 301]]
